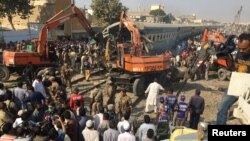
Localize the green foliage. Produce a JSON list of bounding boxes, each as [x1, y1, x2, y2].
[[0, 0, 34, 30], [248, 24, 250, 33], [149, 9, 175, 23], [91, 0, 127, 26], [163, 13, 175, 23], [149, 9, 166, 16]]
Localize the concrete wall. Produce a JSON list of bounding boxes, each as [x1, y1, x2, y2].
[[0, 0, 55, 30], [1, 30, 39, 42]]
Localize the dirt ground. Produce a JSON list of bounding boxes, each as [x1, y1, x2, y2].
[[119, 72, 242, 126]]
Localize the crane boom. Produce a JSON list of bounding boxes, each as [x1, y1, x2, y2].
[[233, 6, 243, 24]]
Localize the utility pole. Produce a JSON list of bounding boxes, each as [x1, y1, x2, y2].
[[0, 21, 4, 43], [27, 0, 31, 39]]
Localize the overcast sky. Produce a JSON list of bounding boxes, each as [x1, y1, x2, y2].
[[75, 0, 250, 23]]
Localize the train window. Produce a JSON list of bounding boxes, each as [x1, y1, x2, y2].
[[152, 35, 155, 42], [148, 35, 151, 40], [167, 33, 170, 39]]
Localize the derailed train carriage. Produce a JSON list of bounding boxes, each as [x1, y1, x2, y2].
[[104, 18, 221, 96], [137, 22, 218, 53]]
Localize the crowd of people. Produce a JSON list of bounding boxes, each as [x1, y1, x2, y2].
[[0, 36, 207, 141], [0, 31, 249, 141], [144, 78, 205, 130], [0, 75, 161, 141]]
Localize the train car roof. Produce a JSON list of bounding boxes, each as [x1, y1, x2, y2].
[[135, 22, 214, 30]]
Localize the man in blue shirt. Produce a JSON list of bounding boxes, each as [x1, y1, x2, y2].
[[167, 89, 177, 121], [24, 85, 45, 106], [175, 95, 188, 126]]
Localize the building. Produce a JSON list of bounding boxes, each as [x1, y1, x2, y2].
[[0, 0, 55, 30], [128, 4, 170, 23], [178, 14, 196, 23], [128, 10, 150, 22], [54, 0, 98, 40], [193, 19, 204, 24], [150, 4, 165, 11]]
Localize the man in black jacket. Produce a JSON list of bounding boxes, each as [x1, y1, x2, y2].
[[188, 88, 205, 129]]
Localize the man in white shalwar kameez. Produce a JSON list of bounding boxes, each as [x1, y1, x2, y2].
[[144, 78, 164, 113]]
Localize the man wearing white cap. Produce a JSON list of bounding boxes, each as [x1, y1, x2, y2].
[[117, 121, 135, 141], [82, 120, 99, 141]]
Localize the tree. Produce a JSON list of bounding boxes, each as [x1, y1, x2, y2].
[[0, 0, 34, 30], [91, 0, 127, 26], [149, 9, 175, 23], [163, 13, 176, 23], [149, 9, 166, 17]]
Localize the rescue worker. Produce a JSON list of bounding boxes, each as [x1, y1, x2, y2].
[[175, 95, 189, 126], [105, 78, 116, 105], [62, 48, 71, 65], [157, 96, 168, 121], [80, 54, 86, 74], [90, 82, 103, 116], [69, 48, 77, 70], [145, 78, 164, 114], [115, 88, 132, 120], [158, 97, 165, 115], [57, 48, 63, 65], [75, 51, 81, 73], [216, 33, 250, 125], [84, 56, 91, 81], [166, 89, 176, 121], [60, 63, 72, 91], [105, 38, 111, 62], [49, 76, 59, 96]]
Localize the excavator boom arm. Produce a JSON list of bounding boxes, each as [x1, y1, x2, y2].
[[37, 5, 95, 58], [201, 28, 224, 46], [119, 11, 142, 56]]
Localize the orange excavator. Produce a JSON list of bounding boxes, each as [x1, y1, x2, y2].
[[190, 28, 236, 81], [0, 5, 98, 81], [110, 11, 172, 95], [201, 28, 225, 46], [202, 28, 238, 80]]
